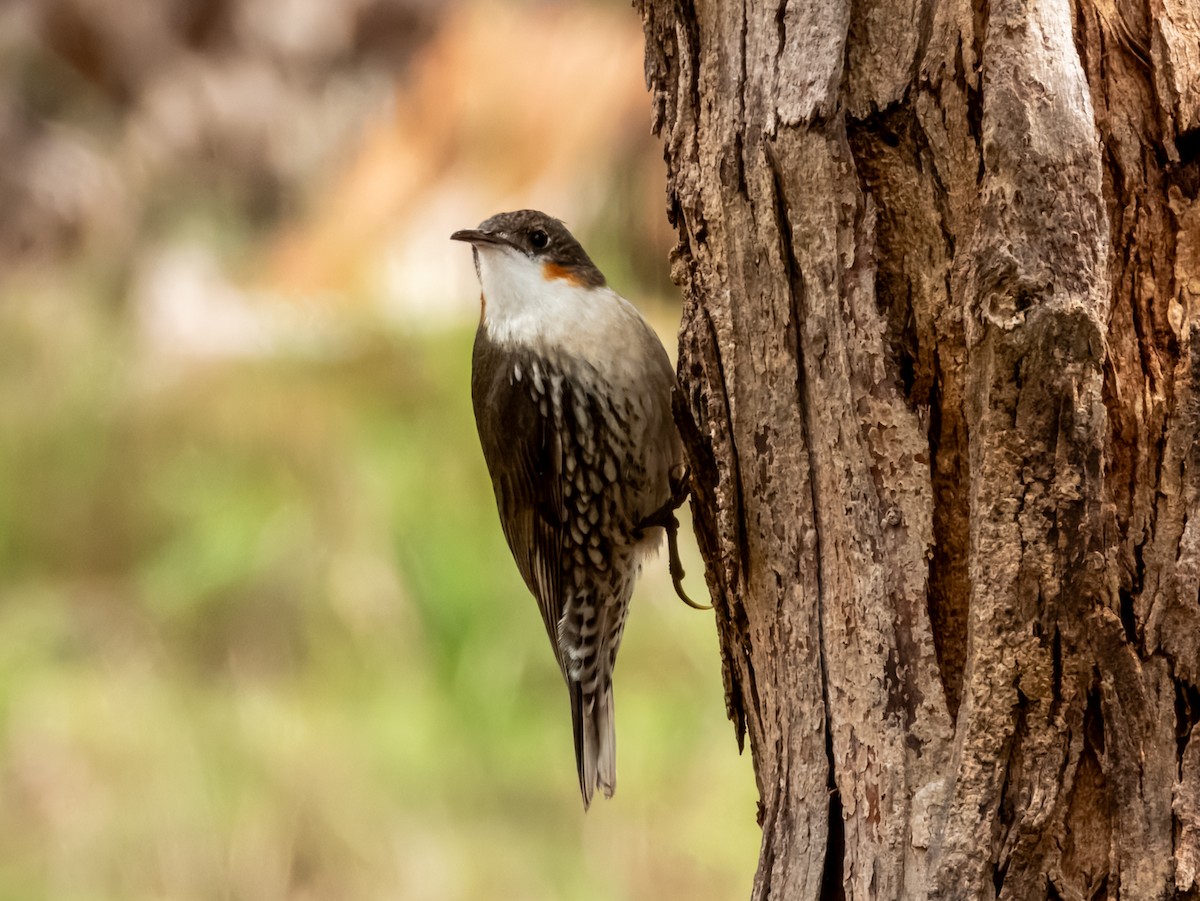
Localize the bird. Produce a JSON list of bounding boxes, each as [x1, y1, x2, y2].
[[451, 209, 692, 808]]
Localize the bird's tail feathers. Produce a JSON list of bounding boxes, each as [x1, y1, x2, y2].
[[570, 681, 616, 810]]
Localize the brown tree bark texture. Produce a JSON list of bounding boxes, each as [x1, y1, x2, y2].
[[636, 0, 1200, 898]]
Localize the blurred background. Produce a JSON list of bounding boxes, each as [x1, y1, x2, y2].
[[0, 0, 760, 898]]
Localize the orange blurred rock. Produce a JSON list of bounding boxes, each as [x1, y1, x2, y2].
[[258, 1, 659, 313]]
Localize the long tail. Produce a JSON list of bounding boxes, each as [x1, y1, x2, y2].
[[570, 680, 616, 809]]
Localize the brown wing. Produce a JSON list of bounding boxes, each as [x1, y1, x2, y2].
[[471, 329, 570, 675]]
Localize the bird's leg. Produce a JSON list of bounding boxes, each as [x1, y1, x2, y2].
[[637, 467, 711, 610]]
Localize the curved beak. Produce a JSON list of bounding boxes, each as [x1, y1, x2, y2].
[[450, 228, 508, 247]]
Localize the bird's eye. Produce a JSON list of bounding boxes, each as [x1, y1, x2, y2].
[[529, 229, 549, 250]]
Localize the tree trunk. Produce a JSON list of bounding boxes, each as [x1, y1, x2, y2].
[[635, 0, 1200, 898]]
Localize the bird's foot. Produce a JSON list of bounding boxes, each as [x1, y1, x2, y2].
[[637, 467, 710, 611]]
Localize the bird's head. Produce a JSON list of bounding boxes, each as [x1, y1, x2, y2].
[[451, 210, 607, 294]]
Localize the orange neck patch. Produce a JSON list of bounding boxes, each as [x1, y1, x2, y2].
[[542, 261, 588, 286]]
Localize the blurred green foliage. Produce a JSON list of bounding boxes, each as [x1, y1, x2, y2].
[[0, 273, 759, 899], [0, 0, 759, 893]]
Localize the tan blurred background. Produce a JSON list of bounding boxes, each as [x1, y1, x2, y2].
[[0, 0, 759, 897]]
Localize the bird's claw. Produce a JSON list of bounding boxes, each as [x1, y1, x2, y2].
[[638, 468, 711, 611]]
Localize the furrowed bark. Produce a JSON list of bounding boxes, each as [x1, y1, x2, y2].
[[637, 0, 1200, 898]]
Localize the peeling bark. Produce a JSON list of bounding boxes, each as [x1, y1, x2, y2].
[[636, 0, 1200, 898]]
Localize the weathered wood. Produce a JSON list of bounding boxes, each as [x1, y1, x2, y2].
[[637, 0, 1200, 897]]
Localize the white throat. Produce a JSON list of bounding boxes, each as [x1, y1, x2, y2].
[[477, 246, 621, 357], [472, 242, 675, 427]]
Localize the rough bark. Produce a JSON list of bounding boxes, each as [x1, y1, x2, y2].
[[636, 0, 1200, 898]]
